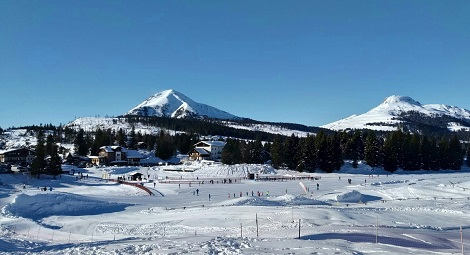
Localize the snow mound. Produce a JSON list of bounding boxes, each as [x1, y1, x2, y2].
[[3, 193, 131, 221], [336, 190, 363, 203], [335, 190, 382, 203], [219, 194, 329, 207]]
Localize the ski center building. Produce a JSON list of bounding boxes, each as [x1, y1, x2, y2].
[[189, 141, 226, 161]]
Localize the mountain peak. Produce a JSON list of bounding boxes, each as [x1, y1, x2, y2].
[[126, 89, 240, 120], [381, 95, 421, 106], [322, 95, 470, 132]]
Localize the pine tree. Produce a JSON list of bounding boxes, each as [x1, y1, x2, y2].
[[30, 131, 47, 178], [283, 134, 299, 170], [47, 144, 62, 178], [155, 131, 175, 160], [316, 131, 330, 172], [330, 132, 343, 171], [116, 128, 126, 146], [438, 138, 450, 170], [403, 133, 420, 170], [45, 134, 55, 156], [252, 139, 264, 164], [74, 129, 89, 156], [364, 130, 382, 168], [221, 139, 242, 165], [127, 127, 137, 149], [90, 129, 105, 156], [175, 133, 193, 154], [382, 131, 401, 172], [420, 135, 432, 170], [429, 137, 440, 170], [296, 135, 316, 172], [270, 136, 283, 169], [447, 135, 463, 170]]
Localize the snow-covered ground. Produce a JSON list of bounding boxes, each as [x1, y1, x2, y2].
[[1, 161, 470, 254]]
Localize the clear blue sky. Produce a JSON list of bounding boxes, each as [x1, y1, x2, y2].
[[1, 0, 469, 129]]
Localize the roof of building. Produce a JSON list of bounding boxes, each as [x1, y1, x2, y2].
[[194, 141, 226, 147], [0, 148, 34, 154], [126, 150, 143, 159], [192, 148, 210, 155]]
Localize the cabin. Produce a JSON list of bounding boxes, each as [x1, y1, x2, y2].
[[66, 154, 90, 167], [0, 148, 35, 165], [96, 146, 143, 166], [189, 141, 226, 161], [129, 172, 144, 181]]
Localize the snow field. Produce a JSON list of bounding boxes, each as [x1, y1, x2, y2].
[[1, 163, 470, 254]]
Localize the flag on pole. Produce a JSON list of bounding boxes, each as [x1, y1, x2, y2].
[[299, 182, 308, 195]]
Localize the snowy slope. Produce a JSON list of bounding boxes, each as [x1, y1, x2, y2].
[[126, 89, 240, 120], [322, 95, 470, 131]]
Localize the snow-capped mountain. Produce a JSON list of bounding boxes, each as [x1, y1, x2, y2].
[[126, 89, 240, 120], [322, 95, 470, 132]]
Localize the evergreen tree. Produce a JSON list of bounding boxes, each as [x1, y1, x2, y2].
[[420, 135, 432, 170], [403, 133, 420, 170], [127, 127, 137, 149], [30, 131, 47, 178], [296, 135, 316, 172], [364, 130, 382, 168], [116, 128, 126, 146], [382, 131, 401, 172], [221, 139, 242, 165], [241, 140, 252, 163], [155, 130, 175, 160], [283, 134, 299, 170], [47, 144, 62, 178], [251, 139, 264, 164], [45, 134, 55, 156], [447, 135, 463, 170], [429, 137, 440, 170], [329, 132, 343, 171], [438, 138, 450, 170], [74, 129, 89, 156], [175, 133, 193, 154], [316, 131, 330, 172], [270, 136, 283, 169]]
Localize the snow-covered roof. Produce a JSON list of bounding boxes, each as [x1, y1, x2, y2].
[[193, 148, 210, 155], [126, 150, 143, 159], [195, 141, 226, 147], [99, 146, 124, 153], [0, 148, 34, 154]]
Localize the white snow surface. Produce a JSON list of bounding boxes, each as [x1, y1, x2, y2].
[[322, 95, 470, 131], [1, 161, 470, 254]]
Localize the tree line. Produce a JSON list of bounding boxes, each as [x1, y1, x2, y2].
[[14, 121, 470, 174], [222, 130, 469, 173]]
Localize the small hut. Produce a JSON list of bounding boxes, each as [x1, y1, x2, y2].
[[129, 172, 143, 181]]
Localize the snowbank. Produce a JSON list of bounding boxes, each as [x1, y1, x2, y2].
[[336, 190, 363, 203], [335, 190, 382, 203], [3, 193, 131, 221]]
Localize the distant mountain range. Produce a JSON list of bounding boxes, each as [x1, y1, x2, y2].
[[126, 89, 240, 120], [321, 95, 470, 132], [67, 91, 470, 137]]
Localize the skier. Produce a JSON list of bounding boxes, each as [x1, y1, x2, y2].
[[196, 189, 199, 196]]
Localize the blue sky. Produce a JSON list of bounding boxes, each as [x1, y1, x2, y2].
[[1, 0, 469, 129]]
